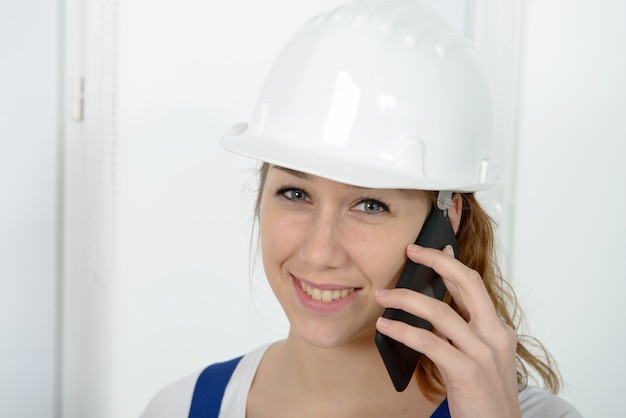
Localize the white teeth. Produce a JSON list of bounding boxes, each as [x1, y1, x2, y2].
[[300, 281, 355, 302]]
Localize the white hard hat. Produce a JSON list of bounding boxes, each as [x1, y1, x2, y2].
[[221, 0, 498, 192]]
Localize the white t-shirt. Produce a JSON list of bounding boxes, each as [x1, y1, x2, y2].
[[141, 344, 582, 417]]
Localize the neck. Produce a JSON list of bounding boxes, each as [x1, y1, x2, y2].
[[250, 328, 444, 417], [276, 327, 397, 397]]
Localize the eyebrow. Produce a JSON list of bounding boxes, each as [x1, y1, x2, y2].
[[273, 165, 310, 180], [271, 165, 370, 190]]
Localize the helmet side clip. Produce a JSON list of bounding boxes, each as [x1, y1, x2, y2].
[[436, 190, 454, 219]]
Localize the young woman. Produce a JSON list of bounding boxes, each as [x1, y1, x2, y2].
[[143, 1, 582, 416]]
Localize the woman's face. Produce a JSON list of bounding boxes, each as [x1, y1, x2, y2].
[[259, 165, 431, 349]]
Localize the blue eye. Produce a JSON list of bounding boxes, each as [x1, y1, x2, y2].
[[353, 199, 390, 214]]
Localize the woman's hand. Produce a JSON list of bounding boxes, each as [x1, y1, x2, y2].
[[375, 244, 521, 418]]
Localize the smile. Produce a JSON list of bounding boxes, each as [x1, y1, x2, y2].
[[292, 276, 361, 314], [299, 281, 355, 302]]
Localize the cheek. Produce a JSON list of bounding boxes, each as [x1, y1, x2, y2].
[[259, 200, 298, 274], [348, 228, 417, 288], [259, 202, 279, 264]]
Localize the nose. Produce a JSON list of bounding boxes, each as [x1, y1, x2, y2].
[[298, 207, 348, 270]]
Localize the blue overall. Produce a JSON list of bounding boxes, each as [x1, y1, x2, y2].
[[188, 357, 451, 417]]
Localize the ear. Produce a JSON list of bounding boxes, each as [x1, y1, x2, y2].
[[448, 193, 463, 234]]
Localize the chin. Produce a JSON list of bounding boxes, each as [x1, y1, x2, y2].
[[291, 320, 377, 350]]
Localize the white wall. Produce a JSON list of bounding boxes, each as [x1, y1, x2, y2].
[[511, 1, 626, 416], [0, 1, 59, 417]]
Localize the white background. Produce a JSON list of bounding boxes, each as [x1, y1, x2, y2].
[[0, 0, 59, 416], [2, 0, 625, 417]]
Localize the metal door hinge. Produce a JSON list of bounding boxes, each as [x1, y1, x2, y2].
[[69, 76, 84, 121]]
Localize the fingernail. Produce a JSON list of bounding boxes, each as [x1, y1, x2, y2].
[[443, 244, 455, 256], [407, 244, 423, 253], [375, 289, 390, 297], [377, 317, 391, 328]]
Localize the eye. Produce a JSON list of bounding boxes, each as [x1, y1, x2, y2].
[[277, 186, 311, 202], [353, 198, 390, 214]]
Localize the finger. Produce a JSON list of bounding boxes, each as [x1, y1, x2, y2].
[[376, 316, 468, 371], [439, 244, 471, 321], [407, 244, 499, 326], [375, 288, 484, 355]]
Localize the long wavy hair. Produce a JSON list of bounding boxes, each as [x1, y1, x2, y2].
[[253, 162, 562, 399]]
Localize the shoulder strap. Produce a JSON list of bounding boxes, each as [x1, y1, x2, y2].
[[430, 398, 451, 418], [188, 356, 243, 418]]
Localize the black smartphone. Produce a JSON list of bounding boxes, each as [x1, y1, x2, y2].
[[374, 205, 459, 392]]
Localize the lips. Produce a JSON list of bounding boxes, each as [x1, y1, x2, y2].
[[292, 275, 361, 310]]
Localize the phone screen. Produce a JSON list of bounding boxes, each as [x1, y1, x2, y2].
[[374, 205, 459, 392]]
